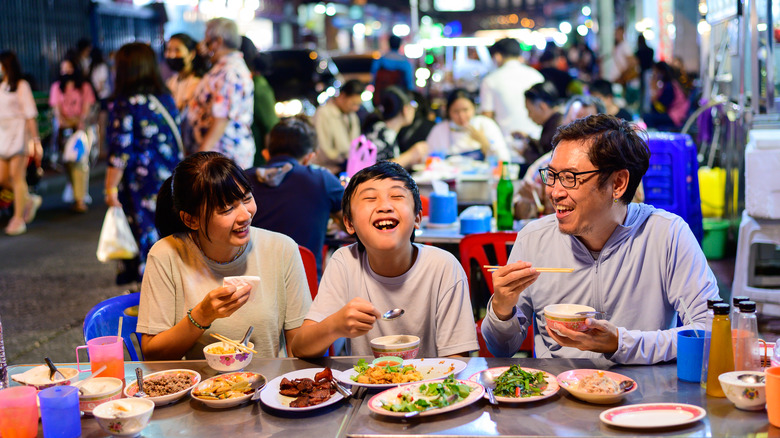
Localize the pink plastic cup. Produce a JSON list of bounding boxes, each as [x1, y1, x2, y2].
[[0, 386, 39, 438]]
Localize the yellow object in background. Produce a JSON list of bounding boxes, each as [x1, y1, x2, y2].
[[699, 167, 739, 218]]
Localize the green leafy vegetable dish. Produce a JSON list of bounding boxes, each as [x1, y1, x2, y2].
[[493, 365, 548, 398], [380, 375, 472, 413]]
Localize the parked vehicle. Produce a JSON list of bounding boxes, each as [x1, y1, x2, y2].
[[265, 49, 339, 116]]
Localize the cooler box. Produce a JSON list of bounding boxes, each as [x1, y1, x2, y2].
[[745, 129, 780, 219], [642, 132, 704, 243]]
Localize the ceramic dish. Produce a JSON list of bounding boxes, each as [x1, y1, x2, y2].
[[556, 369, 637, 404], [203, 341, 255, 373], [467, 367, 559, 403], [367, 379, 484, 417], [599, 403, 706, 429], [543, 304, 596, 333], [337, 358, 468, 389], [369, 335, 420, 359], [718, 371, 766, 411], [259, 368, 344, 412], [11, 365, 79, 390], [124, 369, 200, 406], [92, 398, 155, 437], [191, 371, 265, 409]]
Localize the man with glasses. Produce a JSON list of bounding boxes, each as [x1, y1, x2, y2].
[[482, 114, 719, 364]]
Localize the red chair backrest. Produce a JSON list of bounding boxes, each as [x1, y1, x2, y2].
[[459, 231, 518, 293], [298, 246, 318, 299]]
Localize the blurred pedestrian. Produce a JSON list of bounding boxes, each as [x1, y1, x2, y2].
[[635, 34, 655, 113], [312, 79, 365, 174], [363, 86, 428, 169], [537, 48, 575, 99], [188, 18, 255, 168], [164, 33, 205, 154], [371, 35, 414, 106], [250, 52, 278, 167], [0, 50, 43, 235], [105, 42, 183, 283], [644, 61, 690, 131]]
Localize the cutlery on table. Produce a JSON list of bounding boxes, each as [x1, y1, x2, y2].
[[475, 371, 498, 405], [134, 367, 148, 398], [250, 374, 268, 401], [44, 357, 66, 381]]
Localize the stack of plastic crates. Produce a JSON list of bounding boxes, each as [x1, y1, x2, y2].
[[642, 132, 704, 243]]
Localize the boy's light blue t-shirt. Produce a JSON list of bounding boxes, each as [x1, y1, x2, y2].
[[305, 243, 480, 357]]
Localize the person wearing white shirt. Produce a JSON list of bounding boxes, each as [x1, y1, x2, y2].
[[479, 38, 545, 149]]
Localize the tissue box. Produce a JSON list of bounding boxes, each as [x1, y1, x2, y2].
[[746, 139, 780, 219], [429, 192, 458, 225], [460, 206, 492, 235]]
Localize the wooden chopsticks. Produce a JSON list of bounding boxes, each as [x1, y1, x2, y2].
[[210, 333, 258, 354], [483, 265, 575, 273]]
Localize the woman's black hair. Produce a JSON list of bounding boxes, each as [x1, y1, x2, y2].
[[0, 50, 23, 92], [168, 33, 208, 77], [155, 152, 253, 240], [362, 86, 410, 132], [58, 50, 85, 93], [445, 88, 475, 119], [113, 42, 170, 99]]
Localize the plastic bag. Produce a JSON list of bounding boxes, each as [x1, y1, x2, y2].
[[346, 135, 377, 177], [96, 207, 139, 262], [62, 129, 90, 163]]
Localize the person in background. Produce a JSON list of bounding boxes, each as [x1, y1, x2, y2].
[[396, 91, 436, 154], [363, 86, 428, 169], [644, 61, 690, 131], [250, 52, 278, 167], [635, 34, 655, 113], [426, 88, 509, 162], [164, 33, 206, 155], [484, 115, 718, 363], [371, 35, 414, 106], [607, 26, 638, 87], [589, 79, 633, 121], [480, 38, 545, 153], [537, 48, 575, 100], [312, 79, 365, 174], [290, 161, 479, 358], [104, 42, 184, 284], [138, 152, 311, 360], [189, 18, 255, 169], [49, 52, 95, 213], [517, 82, 563, 163], [76, 38, 93, 77], [248, 117, 343, 278], [0, 50, 43, 235], [88, 47, 111, 166]]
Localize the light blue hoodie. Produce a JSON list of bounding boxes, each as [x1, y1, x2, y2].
[[482, 203, 720, 364]]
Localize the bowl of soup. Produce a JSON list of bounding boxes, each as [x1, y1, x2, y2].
[[92, 398, 155, 437], [369, 335, 420, 359], [203, 341, 254, 373], [543, 304, 596, 333]]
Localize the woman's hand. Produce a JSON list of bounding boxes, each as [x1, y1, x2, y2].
[[491, 261, 540, 320], [105, 191, 121, 208], [192, 284, 252, 326], [466, 125, 491, 152]]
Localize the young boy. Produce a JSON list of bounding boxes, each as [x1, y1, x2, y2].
[[290, 161, 479, 358]]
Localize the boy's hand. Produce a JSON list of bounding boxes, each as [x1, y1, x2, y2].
[[546, 318, 619, 354], [336, 298, 381, 338], [491, 261, 540, 321]]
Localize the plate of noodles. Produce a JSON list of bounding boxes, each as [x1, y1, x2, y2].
[[556, 369, 637, 404], [337, 358, 467, 389]]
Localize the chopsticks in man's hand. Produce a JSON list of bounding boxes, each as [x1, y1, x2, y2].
[[483, 265, 575, 273]]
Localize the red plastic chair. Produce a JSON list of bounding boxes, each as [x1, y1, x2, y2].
[[459, 232, 534, 357], [420, 195, 430, 217], [298, 246, 318, 299]]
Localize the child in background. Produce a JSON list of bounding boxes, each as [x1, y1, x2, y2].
[[290, 161, 479, 358]]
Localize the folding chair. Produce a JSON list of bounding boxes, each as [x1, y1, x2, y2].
[[83, 292, 143, 361]]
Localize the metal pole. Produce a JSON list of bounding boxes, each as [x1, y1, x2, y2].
[[766, 0, 775, 113], [410, 0, 419, 43], [749, 0, 760, 115]]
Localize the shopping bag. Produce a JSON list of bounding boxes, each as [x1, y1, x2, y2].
[[62, 129, 90, 163], [346, 135, 377, 178], [96, 207, 139, 262]]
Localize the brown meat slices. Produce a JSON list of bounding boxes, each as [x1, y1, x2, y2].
[[280, 367, 336, 407]]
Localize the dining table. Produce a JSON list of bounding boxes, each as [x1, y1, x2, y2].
[[7, 356, 775, 437]]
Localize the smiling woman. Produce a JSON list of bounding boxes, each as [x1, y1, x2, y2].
[[135, 152, 312, 361]]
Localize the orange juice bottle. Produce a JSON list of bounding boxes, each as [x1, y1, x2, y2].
[[706, 303, 734, 397]]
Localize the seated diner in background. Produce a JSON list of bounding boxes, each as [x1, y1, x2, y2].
[[425, 88, 510, 163], [363, 86, 429, 169], [290, 161, 479, 358], [483, 114, 719, 364], [136, 152, 311, 360]]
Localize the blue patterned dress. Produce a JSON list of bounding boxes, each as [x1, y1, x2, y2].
[[107, 94, 183, 278]]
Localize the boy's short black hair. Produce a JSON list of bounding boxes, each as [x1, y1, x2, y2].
[[342, 161, 422, 250], [267, 116, 317, 159]]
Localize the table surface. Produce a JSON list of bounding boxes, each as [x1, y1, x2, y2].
[[8, 357, 776, 437]]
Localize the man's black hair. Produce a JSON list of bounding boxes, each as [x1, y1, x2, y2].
[[589, 79, 615, 98], [489, 38, 521, 58], [525, 81, 559, 107], [340, 79, 366, 97], [389, 35, 402, 51]]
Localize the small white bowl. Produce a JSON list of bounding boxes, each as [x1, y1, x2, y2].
[[203, 341, 254, 373], [369, 335, 420, 359], [78, 377, 123, 415], [718, 371, 766, 411], [11, 365, 79, 390], [543, 304, 596, 333], [92, 398, 155, 437]]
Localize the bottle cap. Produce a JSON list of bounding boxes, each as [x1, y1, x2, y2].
[[732, 296, 750, 306], [707, 297, 724, 308], [713, 302, 730, 315], [738, 301, 756, 313]]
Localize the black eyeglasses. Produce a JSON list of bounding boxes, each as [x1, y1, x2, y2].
[[538, 167, 607, 189]]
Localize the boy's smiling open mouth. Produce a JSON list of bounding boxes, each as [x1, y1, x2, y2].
[[373, 219, 399, 231]]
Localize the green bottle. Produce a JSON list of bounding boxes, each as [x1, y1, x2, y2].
[[497, 162, 514, 231]]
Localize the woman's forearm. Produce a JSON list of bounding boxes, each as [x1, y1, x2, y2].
[[140, 306, 212, 360]]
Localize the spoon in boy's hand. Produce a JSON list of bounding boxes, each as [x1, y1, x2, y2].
[[381, 308, 405, 320]]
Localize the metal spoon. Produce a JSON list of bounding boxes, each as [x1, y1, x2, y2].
[[381, 308, 405, 320], [134, 367, 148, 398], [44, 357, 66, 381], [475, 371, 498, 405], [250, 374, 268, 401], [575, 311, 609, 319], [73, 365, 107, 395], [240, 326, 254, 347], [619, 380, 635, 392], [737, 374, 766, 384]]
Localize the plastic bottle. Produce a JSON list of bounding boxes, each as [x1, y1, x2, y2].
[[706, 303, 734, 397], [700, 297, 724, 389], [730, 296, 749, 331], [734, 301, 760, 371], [496, 161, 514, 231], [0, 313, 7, 390]]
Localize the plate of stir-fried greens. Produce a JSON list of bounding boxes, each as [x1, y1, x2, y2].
[[468, 366, 559, 403]]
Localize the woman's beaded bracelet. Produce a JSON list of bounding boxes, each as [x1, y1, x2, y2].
[[104, 187, 118, 195], [187, 308, 211, 330]]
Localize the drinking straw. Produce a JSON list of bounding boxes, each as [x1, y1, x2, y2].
[[117, 316, 123, 340], [679, 298, 700, 337]]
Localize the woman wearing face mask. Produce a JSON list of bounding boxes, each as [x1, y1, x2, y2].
[[362, 86, 428, 169], [425, 88, 509, 162], [0, 50, 43, 235], [164, 33, 205, 112], [49, 52, 96, 213]]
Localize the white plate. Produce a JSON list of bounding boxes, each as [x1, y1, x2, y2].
[[191, 371, 264, 409], [556, 369, 637, 404], [259, 368, 344, 412], [124, 369, 201, 406], [367, 379, 484, 417], [599, 403, 706, 429], [337, 358, 468, 389], [467, 367, 559, 403]]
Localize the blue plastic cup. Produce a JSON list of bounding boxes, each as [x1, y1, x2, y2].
[[677, 329, 706, 382], [39, 386, 81, 438]]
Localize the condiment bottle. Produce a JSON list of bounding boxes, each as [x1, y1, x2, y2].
[[700, 297, 724, 389], [734, 301, 760, 371], [730, 296, 749, 331], [706, 303, 734, 397], [496, 161, 514, 231]]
